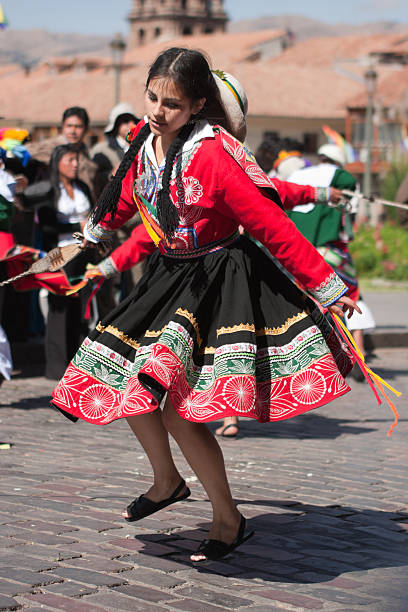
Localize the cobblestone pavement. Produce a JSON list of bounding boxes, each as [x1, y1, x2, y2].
[[0, 348, 407, 611]]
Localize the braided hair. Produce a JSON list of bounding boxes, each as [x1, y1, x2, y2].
[[91, 123, 151, 226], [91, 47, 220, 240]]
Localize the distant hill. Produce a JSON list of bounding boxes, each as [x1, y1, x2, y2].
[[0, 16, 407, 67], [0, 29, 111, 66], [228, 14, 407, 40]]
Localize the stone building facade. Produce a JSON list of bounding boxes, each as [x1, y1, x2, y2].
[[128, 0, 228, 48]]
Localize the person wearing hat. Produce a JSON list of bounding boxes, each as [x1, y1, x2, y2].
[[90, 104, 141, 298], [270, 138, 310, 180], [91, 103, 139, 199], [287, 143, 376, 381], [51, 48, 360, 565]]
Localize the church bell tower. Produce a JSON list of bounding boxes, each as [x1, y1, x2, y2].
[[128, 0, 228, 48]]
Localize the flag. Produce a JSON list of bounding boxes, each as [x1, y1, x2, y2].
[[0, 4, 8, 29]]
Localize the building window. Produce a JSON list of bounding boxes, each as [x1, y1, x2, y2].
[[154, 27, 161, 37], [182, 26, 192, 35], [379, 122, 402, 145], [263, 131, 280, 140], [204, 27, 213, 33], [351, 122, 365, 146], [181, 0, 187, 8], [139, 28, 145, 44]]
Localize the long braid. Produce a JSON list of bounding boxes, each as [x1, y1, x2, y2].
[[91, 123, 151, 226], [156, 122, 195, 240]]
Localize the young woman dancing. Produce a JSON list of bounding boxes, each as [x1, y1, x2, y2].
[[52, 48, 360, 564]]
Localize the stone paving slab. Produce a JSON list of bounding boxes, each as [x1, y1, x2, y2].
[[0, 347, 407, 611]]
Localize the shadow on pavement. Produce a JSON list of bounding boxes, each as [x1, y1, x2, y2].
[[1, 396, 52, 410], [131, 499, 408, 583], [368, 366, 408, 380], [208, 413, 376, 440]]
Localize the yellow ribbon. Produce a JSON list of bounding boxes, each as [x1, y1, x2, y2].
[[330, 310, 401, 436]]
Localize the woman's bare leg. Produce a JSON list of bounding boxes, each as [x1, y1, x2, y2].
[[122, 409, 187, 518], [352, 329, 365, 358], [162, 396, 242, 557]]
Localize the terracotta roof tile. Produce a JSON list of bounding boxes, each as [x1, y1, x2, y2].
[[267, 32, 408, 68], [347, 66, 408, 108], [1, 30, 407, 127]]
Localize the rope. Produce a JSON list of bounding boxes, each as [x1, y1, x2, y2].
[[0, 269, 32, 287]]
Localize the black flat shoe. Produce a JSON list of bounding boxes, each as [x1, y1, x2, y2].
[[124, 479, 191, 522], [216, 423, 239, 438], [190, 514, 254, 565]]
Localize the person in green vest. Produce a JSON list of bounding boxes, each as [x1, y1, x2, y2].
[[286, 144, 375, 383]]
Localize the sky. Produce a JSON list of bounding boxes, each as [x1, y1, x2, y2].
[[1, 0, 407, 35]]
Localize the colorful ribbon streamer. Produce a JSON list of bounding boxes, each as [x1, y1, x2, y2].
[[329, 309, 401, 436]]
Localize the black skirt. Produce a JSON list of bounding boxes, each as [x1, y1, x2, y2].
[[52, 236, 353, 425]]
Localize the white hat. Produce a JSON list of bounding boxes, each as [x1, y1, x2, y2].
[[317, 143, 345, 166], [212, 70, 248, 142], [276, 156, 306, 180], [104, 102, 138, 134]]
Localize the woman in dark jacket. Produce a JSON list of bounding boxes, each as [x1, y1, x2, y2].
[[25, 144, 95, 379]]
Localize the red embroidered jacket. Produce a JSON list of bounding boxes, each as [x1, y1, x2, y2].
[[85, 121, 346, 307]]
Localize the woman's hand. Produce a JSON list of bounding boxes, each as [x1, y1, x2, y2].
[[85, 263, 106, 280], [79, 238, 96, 250], [329, 296, 362, 319], [328, 187, 343, 203]]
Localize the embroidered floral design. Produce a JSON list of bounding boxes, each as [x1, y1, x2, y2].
[[219, 126, 278, 192], [245, 164, 275, 187], [172, 376, 223, 421], [79, 384, 115, 420], [255, 379, 297, 421], [290, 369, 326, 404], [53, 364, 90, 409], [116, 376, 155, 418], [222, 136, 246, 163], [180, 176, 203, 205], [315, 352, 349, 396], [53, 303, 352, 425], [311, 272, 347, 307], [141, 343, 180, 387], [222, 376, 256, 413], [172, 174, 203, 226], [175, 204, 202, 227]]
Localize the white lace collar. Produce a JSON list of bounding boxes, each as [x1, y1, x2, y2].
[[143, 117, 214, 170]]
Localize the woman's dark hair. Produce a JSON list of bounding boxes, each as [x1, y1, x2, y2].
[[146, 47, 219, 113], [91, 48, 222, 239], [49, 144, 80, 206], [112, 113, 139, 136]]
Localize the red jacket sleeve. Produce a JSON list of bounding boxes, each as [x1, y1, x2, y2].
[[219, 153, 347, 307], [270, 178, 318, 209], [109, 223, 155, 272]]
